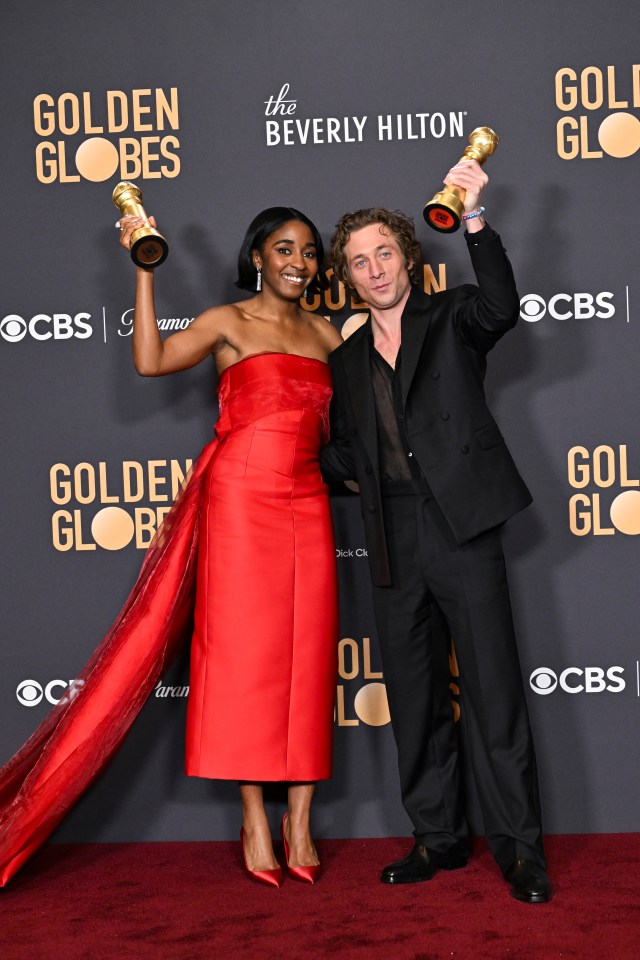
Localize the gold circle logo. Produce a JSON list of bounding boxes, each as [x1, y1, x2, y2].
[[354, 682, 391, 726], [91, 506, 135, 550], [75, 137, 120, 182], [341, 313, 369, 340], [610, 490, 640, 535], [598, 113, 640, 159]]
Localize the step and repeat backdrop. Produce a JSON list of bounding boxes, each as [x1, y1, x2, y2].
[[1, 1, 639, 842]]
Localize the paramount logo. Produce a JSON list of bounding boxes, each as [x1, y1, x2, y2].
[[118, 308, 194, 337], [154, 681, 189, 698]]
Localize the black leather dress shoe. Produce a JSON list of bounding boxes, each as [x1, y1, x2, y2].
[[504, 859, 552, 903], [381, 843, 468, 884]]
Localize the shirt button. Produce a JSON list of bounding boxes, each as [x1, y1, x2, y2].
[[367, 504, 377, 513], [431, 371, 440, 379], [365, 465, 373, 475], [461, 445, 470, 454], [440, 411, 450, 421], [408, 452, 413, 457]]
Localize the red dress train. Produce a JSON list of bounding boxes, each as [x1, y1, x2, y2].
[[0, 353, 338, 886]]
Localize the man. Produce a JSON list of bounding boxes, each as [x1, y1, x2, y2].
[[320, 160, 551, 903]]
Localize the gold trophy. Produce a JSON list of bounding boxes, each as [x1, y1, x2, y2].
[[112, 181, 169, 268], [423, 126, 499, 233]]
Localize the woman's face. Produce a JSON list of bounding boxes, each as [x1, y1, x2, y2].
[[254, 220, 318, 300]]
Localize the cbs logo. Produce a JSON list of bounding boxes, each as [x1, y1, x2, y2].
[[0, 313, 92, 343], [520, 293, 614, 323], [16, 678, 85, 707], [530, 666, 625, 695]]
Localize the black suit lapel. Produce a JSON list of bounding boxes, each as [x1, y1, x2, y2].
[[400, 286, 434, 410], [341, 318, 379, 465]]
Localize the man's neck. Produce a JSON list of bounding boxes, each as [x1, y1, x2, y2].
[[370, 286, 412, 348]]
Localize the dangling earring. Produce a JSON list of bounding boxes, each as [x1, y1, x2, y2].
[[256, 267, 262, 292]]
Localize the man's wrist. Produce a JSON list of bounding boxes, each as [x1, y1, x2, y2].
[[464, 213, 486, 234], [464, 221, 495, 245]]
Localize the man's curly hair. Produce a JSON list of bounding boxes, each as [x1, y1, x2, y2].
[[330, 208, 422, 287]]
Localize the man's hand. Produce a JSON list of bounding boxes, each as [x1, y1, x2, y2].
[[443, 159, 488, 226]]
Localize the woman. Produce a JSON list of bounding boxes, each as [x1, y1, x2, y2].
[[0, 207, 342, 888]]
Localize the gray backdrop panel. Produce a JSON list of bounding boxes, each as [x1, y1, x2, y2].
[[1, 0, 639, 841]]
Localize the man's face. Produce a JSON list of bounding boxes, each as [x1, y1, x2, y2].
[[343, 223, 412, 312]]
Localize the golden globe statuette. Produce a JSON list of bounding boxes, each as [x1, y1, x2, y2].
[[423, 126, 499, 233], [112, 181, 169, 268]]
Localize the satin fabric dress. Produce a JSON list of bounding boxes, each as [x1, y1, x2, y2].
[[186, 353, 338, 781], [0, 352, 338, 887]]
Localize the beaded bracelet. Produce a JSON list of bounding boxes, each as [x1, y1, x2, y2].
[[461, 206, 486, 221]]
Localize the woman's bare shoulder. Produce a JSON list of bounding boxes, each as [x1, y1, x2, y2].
[[193, 298, 255, 327], [305, 310, 343, 349]]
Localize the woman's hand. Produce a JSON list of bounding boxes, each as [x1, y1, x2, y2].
[[116, 214, 158, 255]]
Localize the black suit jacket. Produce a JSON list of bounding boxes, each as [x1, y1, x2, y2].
[[320, 227, 532, 586]]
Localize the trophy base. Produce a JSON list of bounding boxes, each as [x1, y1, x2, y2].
[[130, 232, 169, 269], [423, 202, 461, 233]]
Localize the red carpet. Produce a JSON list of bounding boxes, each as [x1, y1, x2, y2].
[[1, 835, 639, 959]]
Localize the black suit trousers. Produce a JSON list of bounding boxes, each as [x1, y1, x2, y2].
[[371, 492, 545, 872]]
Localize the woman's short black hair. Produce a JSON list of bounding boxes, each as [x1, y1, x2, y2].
[[235, 206, 326, 293]]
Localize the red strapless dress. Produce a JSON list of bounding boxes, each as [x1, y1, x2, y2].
[[186, 353, 338, 780], [0, 353, 338, 887]]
